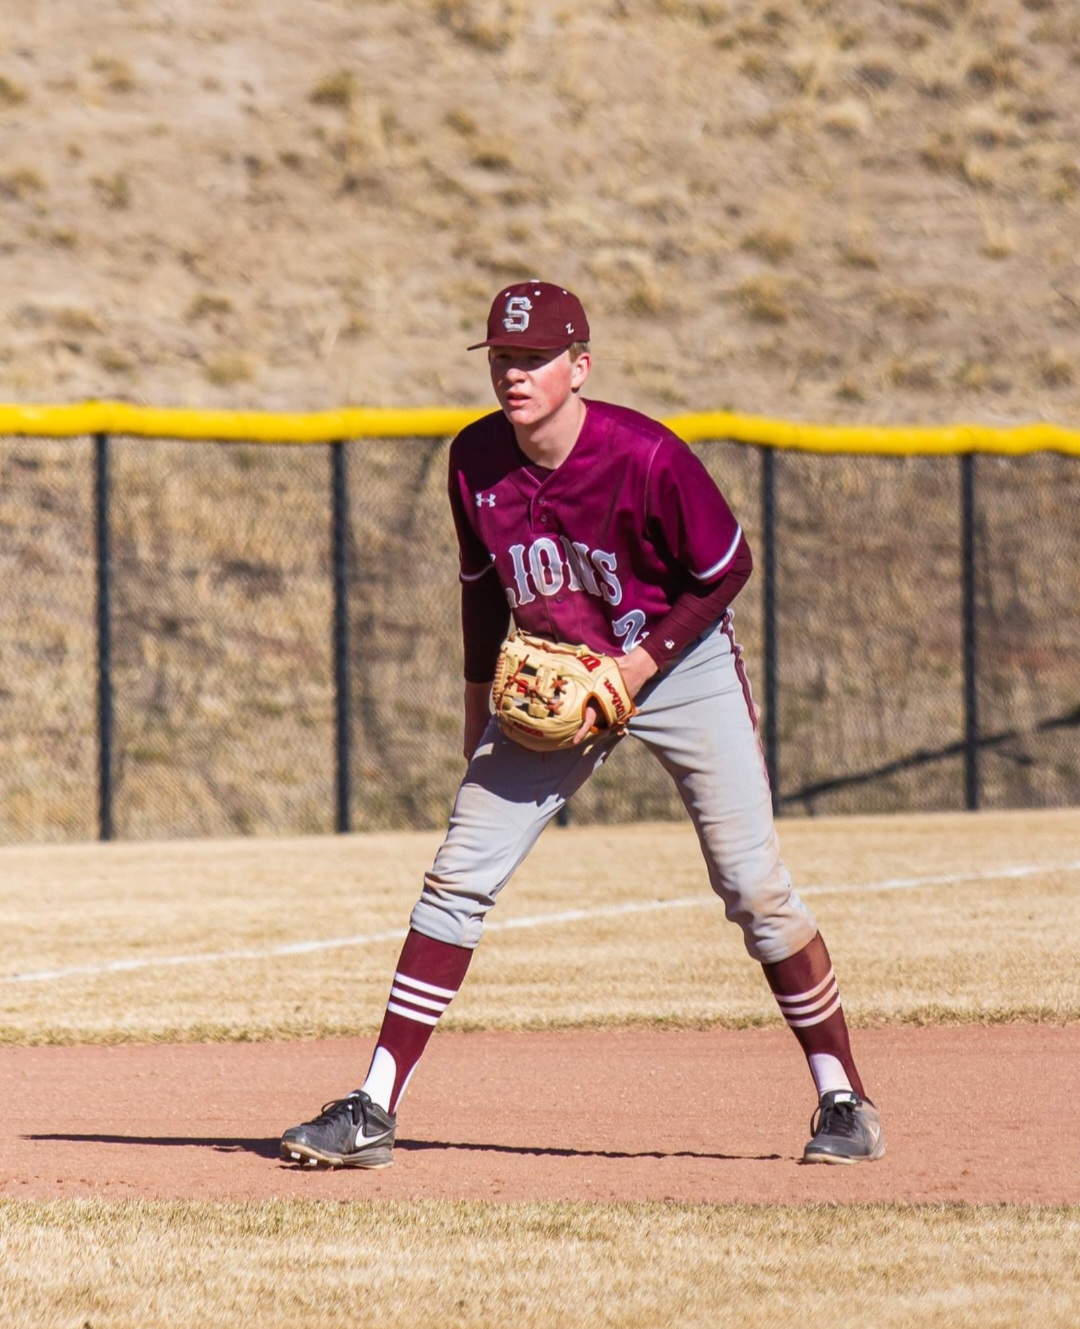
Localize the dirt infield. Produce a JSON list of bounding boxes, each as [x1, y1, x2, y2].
[[4, 1025, 1077, 1206]]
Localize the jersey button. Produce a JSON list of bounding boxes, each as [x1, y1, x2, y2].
[[555, 594, 564, 603], [540, 514, 549, 524]]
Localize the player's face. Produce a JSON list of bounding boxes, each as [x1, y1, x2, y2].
[[487, 345, 590, 429]]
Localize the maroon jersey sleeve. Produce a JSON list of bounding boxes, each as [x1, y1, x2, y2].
[[641, 533, 753, 670], [448, 446, 495, 583], [645, 437, 744, 584], [461, 576, 510, 683], [449, 426, 511, 680]]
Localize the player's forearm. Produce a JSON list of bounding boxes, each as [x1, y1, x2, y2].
[[461, 575, 511, 683], [617, 645, 660, 698], [641, 535, 753, 671], [463, 680, 493, 761]]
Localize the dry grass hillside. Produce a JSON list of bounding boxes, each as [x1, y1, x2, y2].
[[1, 1, 1078, 844], [2, 0, 1079, 425]]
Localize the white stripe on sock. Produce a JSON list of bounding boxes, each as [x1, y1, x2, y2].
[[385, 1001, 440, 1026], [389, 985, 449, 1013], [770, 988, 839, 1015], [783, 992, 843, 1029], [393, 971, 458, 999], [776, 980, 839, 1018], [773, 968, 836, 1007]]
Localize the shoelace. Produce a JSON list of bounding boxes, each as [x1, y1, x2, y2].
[[810, 1099, 860, 1139], [310, 1095, 361, 1127]]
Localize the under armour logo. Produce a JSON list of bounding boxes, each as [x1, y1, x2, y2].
[[475, 492, 497, 507]]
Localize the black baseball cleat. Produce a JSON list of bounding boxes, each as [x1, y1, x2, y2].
[[280, 1090, 396, 1168], [803, 1089, 885, 1164]]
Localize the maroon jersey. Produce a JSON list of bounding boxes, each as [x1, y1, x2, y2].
[[449, 400, 743, 656]]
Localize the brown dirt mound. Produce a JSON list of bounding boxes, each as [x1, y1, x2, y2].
[[4, 1025, 1077, 1205]]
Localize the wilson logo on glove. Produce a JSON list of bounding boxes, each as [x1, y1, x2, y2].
[[601, 676, 631, 722]]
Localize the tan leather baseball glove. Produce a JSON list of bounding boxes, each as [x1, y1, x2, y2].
[[491, 630, 636, 752]]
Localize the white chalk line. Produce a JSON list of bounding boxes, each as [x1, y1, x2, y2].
[[6, 859, 1079, 986]]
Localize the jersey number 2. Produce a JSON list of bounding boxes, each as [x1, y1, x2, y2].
[[612, 610, 647, 652]]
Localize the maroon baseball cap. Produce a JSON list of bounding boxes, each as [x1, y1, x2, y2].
[[467, 280, 590, 351]]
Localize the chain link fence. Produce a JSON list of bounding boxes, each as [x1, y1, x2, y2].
[[1, 431, 1077, 843]]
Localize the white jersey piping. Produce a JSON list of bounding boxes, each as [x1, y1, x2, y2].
[[691, 525, 743, 582]]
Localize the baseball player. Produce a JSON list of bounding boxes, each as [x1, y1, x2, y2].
[[281, 280, 884, 1169]]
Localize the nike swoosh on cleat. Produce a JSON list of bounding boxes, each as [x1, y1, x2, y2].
[[353, 1127, 394, 1149]]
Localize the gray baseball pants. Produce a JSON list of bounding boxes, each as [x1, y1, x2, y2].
[[410, 619, 818, 964]]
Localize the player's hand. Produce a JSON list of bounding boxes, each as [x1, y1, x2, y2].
[[617, 645, 660, 698], [571, 646, 658, 744], [572, 702, 601, 745]]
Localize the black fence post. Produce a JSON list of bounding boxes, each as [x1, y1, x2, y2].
[[94, 432, 114, 841], [331, 441, 352, 833], [760, 444, 780, 814], [961, 451, 980, 810]]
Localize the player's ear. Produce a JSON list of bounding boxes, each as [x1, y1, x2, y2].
[[569, 348, 591, 391]]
